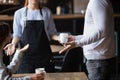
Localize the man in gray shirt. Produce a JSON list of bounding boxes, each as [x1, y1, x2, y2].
[[59, 0, 116, 80]]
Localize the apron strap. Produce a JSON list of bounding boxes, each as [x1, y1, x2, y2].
[[40, 8, 43, 17]]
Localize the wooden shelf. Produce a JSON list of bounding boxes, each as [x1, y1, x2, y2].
[[0, 15, 13, 21], [1, 14, 120, 21], [0, 3, 19, 5], [0, 14, 84, 21]]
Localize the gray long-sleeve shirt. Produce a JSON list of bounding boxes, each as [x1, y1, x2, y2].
[[0, 50, 31, 80], [75, 0, 115, 60]]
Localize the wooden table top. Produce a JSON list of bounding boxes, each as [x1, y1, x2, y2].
[[50, 45, 64, 53], [13, 72, 88, 80]]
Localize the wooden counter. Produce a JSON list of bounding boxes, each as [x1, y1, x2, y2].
[[13, 72, 88, 80]]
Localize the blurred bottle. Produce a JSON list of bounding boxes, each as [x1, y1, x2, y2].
[[56, 6, 61, 15], [39, 0, 48, 7], [8, 0, 13, 3], [0, 0, 2, 3], [3, 0, 7, 3]]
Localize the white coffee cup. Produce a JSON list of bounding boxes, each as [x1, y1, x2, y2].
[[59, 33, 69, 43], [35, 68, 46, 74]]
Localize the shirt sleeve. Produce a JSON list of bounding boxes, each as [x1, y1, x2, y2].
[[11, 76, 31, 80], [3, 50, 31, 80], [7, 50, 23, 74], [13, 10, 22, 38], [47, 9, 57, 38], [4, 75, 31, 80]]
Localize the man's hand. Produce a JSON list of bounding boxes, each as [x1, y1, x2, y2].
[[59, 35, 76, 54], [59, 41, 76, 54]]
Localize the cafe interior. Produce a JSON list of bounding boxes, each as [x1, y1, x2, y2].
[[0, 0, 120, 80]]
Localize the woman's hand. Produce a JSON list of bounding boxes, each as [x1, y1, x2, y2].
[[31, 72, 45, 80], [4, 43, 16, 56]]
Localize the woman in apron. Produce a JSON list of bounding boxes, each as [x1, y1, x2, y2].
[[4, 0, 59, 73]]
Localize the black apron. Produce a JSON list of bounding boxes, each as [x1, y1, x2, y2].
[[17, 8, 54, 73]]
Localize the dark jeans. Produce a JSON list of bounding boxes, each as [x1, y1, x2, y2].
[[86, 57, 116, 80]]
